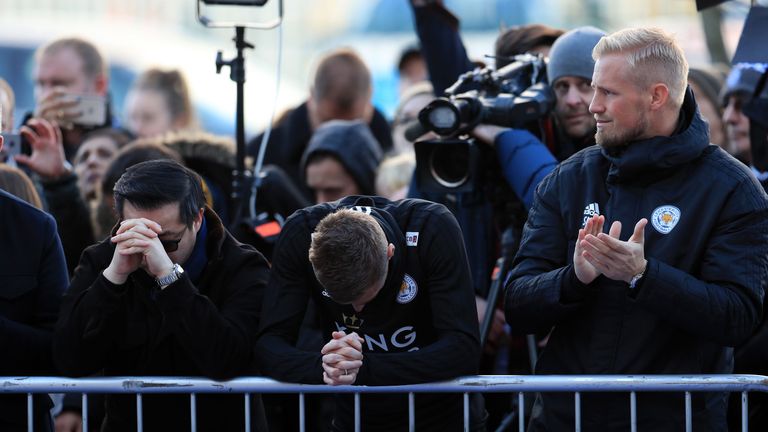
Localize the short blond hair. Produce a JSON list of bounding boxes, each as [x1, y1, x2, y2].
[[593, 27, 688, 108], [309, 209, 389, 304]]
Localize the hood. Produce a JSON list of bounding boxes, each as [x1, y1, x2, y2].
[[301, 120, 383, 195]]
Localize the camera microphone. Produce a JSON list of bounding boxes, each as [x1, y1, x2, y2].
[[404, 120, 429, 142]]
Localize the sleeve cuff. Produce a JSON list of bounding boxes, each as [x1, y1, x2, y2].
[[561, 264, 590, 303]]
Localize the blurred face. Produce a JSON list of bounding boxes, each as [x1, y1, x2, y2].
[[34, 47, 99, 105], [392, 92, 435, 154], [723, 93, 751, 164], [73, 136, 119, 199], [306, 156, 360, 203], [124, 89, 175, 138], [121, 201, 202, 266], [553, 76, 596, 141], [689, 82, 725, 147], [589, 54, 650, 148], [0, 88, 12, 132], [398, 58, 428, 94]]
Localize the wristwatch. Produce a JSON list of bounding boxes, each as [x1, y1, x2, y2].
[[628, 269, 645, 289], [156, 263, 184, 288]]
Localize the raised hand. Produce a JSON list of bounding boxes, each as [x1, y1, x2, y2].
[[34, 88, 81, 129], [574, 214, 606, 284], [16, 118, 69, 179], [103, 218, 173, 285], [581, 218, 648, 283]]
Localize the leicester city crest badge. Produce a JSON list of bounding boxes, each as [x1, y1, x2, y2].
[[397, 274, 418, 304], [651, 205, 681, 234]]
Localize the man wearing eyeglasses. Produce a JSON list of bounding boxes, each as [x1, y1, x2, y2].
[[53, 159, 270, 431]]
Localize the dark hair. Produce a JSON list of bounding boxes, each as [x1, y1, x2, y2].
[[397, 45, 423, 73], [81, 127, 134, 149], [113, 159, 204, 228], [101, 142, 183, 200], [495, 24, 564, 69]]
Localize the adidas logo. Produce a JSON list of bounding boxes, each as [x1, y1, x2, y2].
[[582, 202, 600, 226]]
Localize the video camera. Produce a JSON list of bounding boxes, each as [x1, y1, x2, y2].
[[412, 53, 554, 194]]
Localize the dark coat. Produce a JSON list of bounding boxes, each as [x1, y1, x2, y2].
[[505, 90, 768, 431], [0, 189, 68, 432], [54, 208, 270, 432], [40, 172, 95, 275]]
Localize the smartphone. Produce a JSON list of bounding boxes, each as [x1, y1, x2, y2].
[[66, 94, 107, 127], [0, 133, 22, 161]]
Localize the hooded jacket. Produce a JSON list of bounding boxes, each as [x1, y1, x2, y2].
[[247, 102, 393, 201], [300, 120, 383, 197], [505, 89, 768, 431]]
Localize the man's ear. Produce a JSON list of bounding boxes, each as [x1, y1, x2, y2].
[[193, 207, 204, 232], [387, 243, 395, 260], [649, 83, 670, 111], [0, 134, 4, 153]]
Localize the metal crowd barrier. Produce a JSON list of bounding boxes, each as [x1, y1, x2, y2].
[[3, 374, 768, 432]]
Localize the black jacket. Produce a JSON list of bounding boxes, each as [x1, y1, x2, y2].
[[256, 196, 480, 432], [505, 90, 768, 431], [54, 208, 270, 432], [247, 102, 393, 202], [40, 173, 95, 275], [0, 189, 68, 432]]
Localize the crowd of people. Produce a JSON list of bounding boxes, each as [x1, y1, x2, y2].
[[1, 0, 768, 431]]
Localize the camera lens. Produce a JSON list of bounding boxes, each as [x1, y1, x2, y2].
[[428, 106, 458, 130], [429, 142, 469, 188]]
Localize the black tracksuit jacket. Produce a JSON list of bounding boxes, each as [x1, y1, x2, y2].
[[256, 196, 480, 431]]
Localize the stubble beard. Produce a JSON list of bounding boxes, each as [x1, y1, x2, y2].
[[596, 113, 649, 148]]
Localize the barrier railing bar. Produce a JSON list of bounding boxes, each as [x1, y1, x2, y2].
[[630, 391, 637, 432], [244, 393, 251, 432], [190, 393, 197, 432], [574, 392, 581, 432], [136, 393, 143, 432], [408, 392, 415, 432], [463, 392, 469, 431], [3, 375, 767, 394], [685, 391, 692, 432], [518, 392, 524, 432], [298, 393, 305, 432], [82, 393, 89, 432], [27, 393, 32, 432], [354, 392, 361, 432], [742, 391, 749, 432]]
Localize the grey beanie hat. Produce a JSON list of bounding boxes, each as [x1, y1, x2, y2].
[[547, 26, 606, 85]]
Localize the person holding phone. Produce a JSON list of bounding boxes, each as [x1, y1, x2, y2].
[[30, 37, 110, 158], [16, 38, 113, 274]]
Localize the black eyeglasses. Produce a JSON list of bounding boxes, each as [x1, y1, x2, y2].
[[160, 238, 183, 252]]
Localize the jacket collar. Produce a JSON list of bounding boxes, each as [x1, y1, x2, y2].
[[601, 86, 710, 184]]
